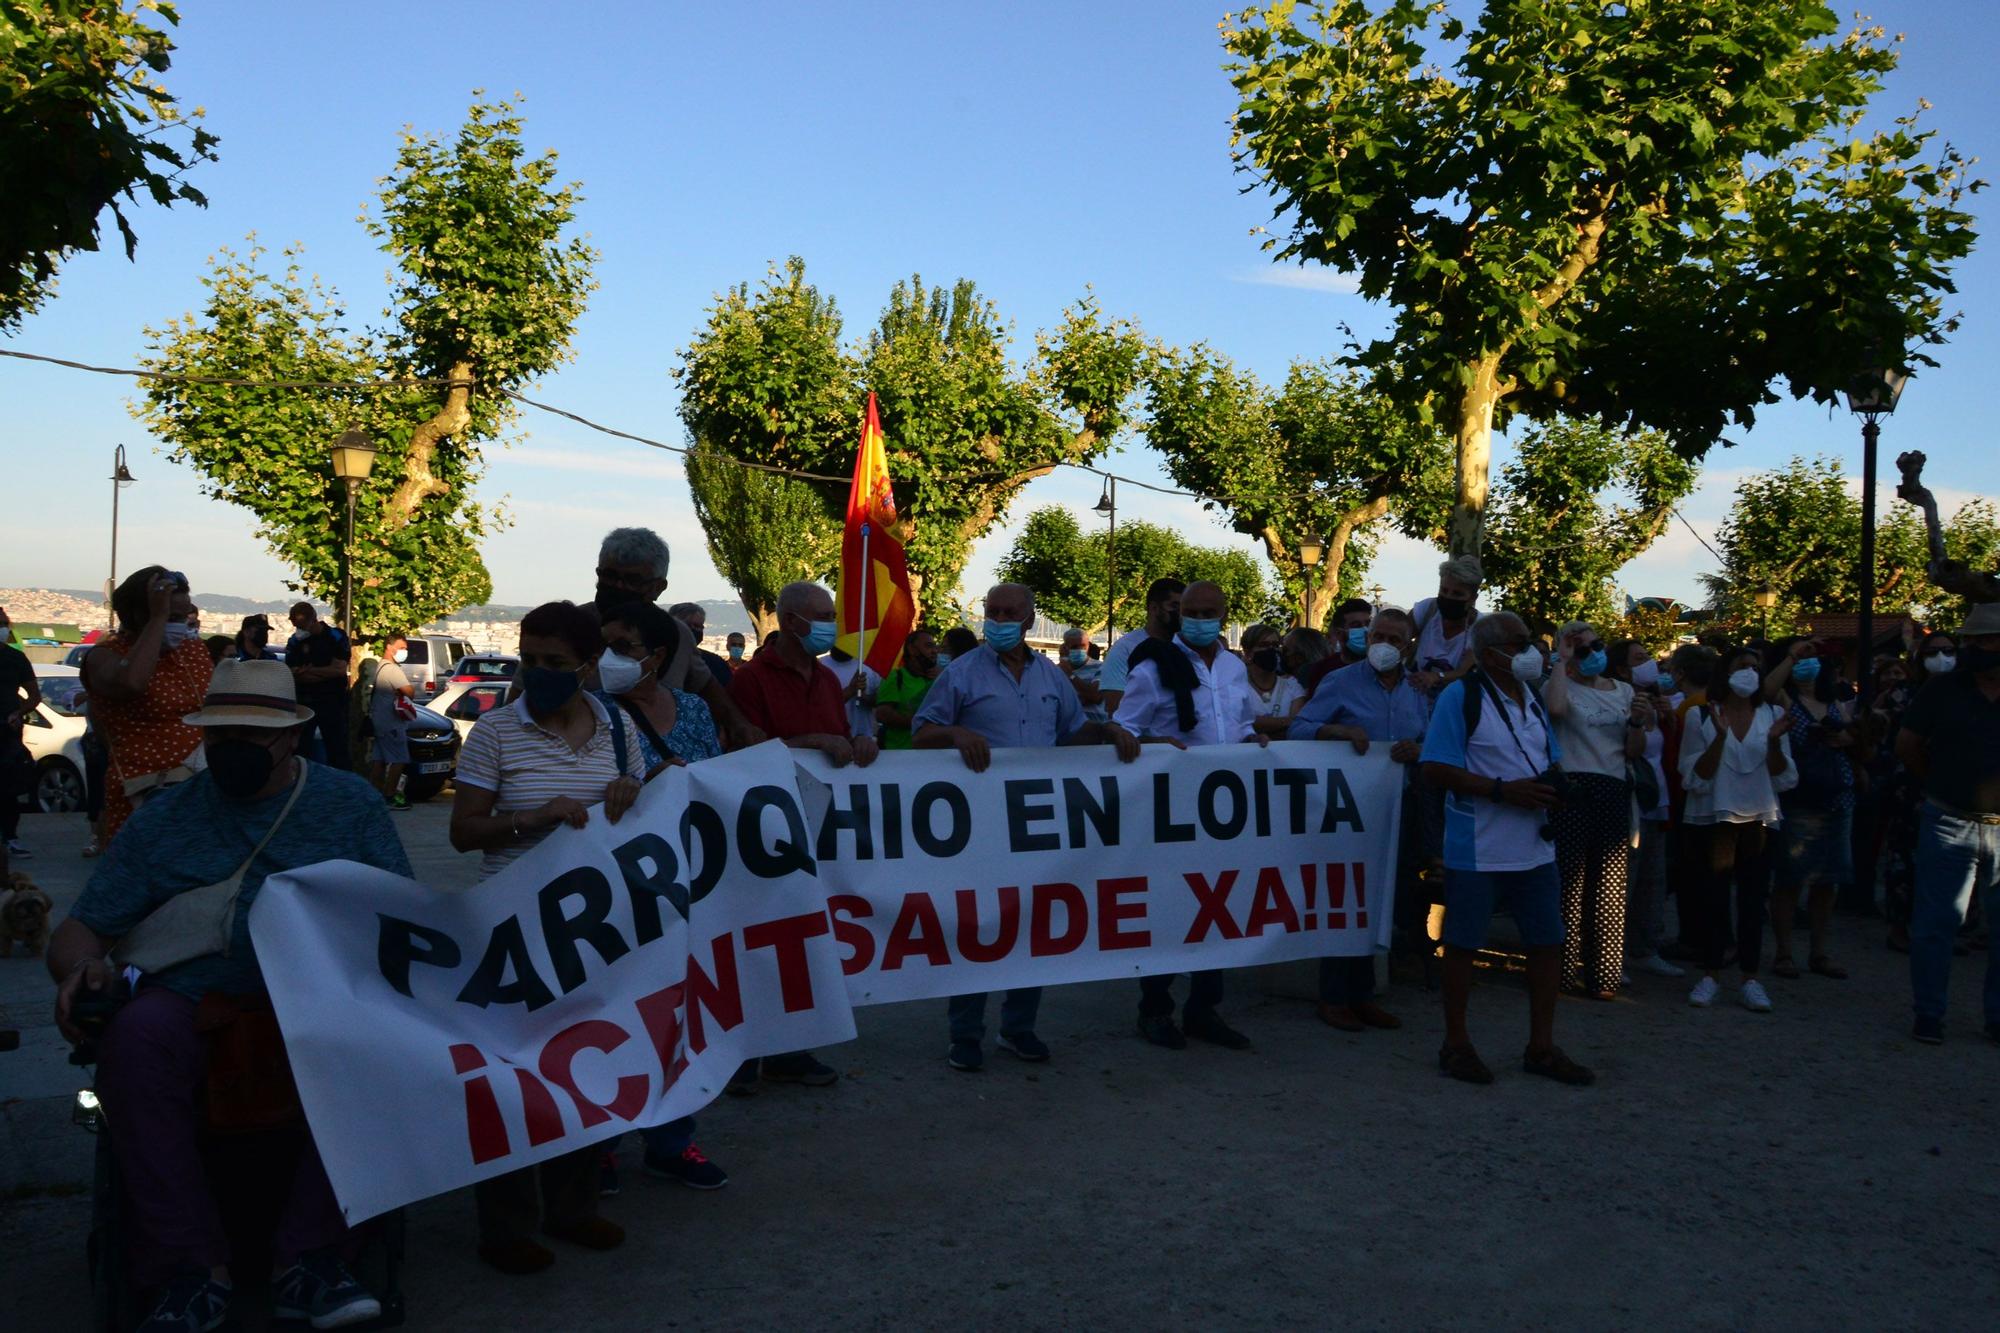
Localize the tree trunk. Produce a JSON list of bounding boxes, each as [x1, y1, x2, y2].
[[1304, 495, 1392, 628], [1447, 356, 1504, 558], [382, 359, 473, 532], [747, 601, 778, 641]]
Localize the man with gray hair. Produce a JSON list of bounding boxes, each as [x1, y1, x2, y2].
[[1410, 555, 1484, 695], [590, 527, 764, 748], [1420, 611, 1593, 1087], [1059, 626, 1107, 722], [916, 583, 1141, 1071], [668, 601, 733, 688]]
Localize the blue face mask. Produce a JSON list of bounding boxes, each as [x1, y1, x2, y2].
[[1658, 671, 1676, 692], [1579, 648, 1608, 678], [984, 620, 1024, 652], [1066, 648, 1087, 666], [935, 652, 952, 666], [1180, 617, 1223, 649], [1792, 656, 1822, 683], [1346, 627, 1369, 655], [798, 619, 838, 656], [521, 665, 582, 717]]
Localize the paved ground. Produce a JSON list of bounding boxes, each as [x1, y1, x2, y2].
[[4, 802, 1999, 1329]]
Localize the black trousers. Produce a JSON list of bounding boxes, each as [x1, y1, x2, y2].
[[1686, 821, 1771, 974], [299, 691, 352, 770], [1317, 955, 1376, 1006], [1139, 970, 1223, 1020], [473, 1146, 597, 1247]]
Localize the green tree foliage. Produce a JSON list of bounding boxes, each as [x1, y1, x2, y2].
[[1700, 456, 1998, 633], [1143, 351, 1451, 627], [136, 98, 594, 639], [684, 440, 843, 637], [995, 506, 1281, 637], [676, 259, 1147, 615], [1, 0, 218, 328], [1480, 420, 1698, 634], [1223, 1, 1981, 556]]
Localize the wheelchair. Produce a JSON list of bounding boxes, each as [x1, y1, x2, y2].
[[70, 984, 406, 1331]]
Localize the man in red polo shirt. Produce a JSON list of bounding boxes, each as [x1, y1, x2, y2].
[[731, 582, 879, 770], [727, 580, 876, 1091]]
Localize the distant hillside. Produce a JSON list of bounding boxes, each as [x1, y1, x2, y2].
[[6, 588, 752, 634]]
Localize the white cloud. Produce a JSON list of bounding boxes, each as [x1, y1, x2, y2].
[[1231, 266, 1363, 296]]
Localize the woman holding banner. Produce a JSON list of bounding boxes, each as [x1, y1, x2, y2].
[[448, 601, 649, 1275], [592, 602, 730, 1195]]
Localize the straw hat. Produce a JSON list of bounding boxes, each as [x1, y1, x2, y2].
[[1961, 601, 2000, 638], [182, 658, 315, 728]]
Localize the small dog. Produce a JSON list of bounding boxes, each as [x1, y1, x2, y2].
[[2, 872, 52, 959]]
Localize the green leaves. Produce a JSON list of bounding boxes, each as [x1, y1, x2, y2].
[[1480, 418, 1699, 634], [1, 0, 220, 328], [675, 260, 1147, 615], [995, 506, 1282, 636], [130, 95, 593, 636], [1143, 348, 1451, 625], [1222, 0, 1980, 551]]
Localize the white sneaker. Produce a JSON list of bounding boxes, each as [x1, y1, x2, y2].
[[1688, 976, 1719, 1007], [1639, 955, 1686, 978], [1740, 979, 1773, 1013]]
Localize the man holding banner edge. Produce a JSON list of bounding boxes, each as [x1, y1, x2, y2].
[[914, 581, 1142, 1070]]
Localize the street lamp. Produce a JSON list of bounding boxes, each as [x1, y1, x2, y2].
[[1299, 532, 1326, 626], [1366, 582, 1386, 609], [106, 445, 135, 614], [330, 429, 378, 634], [1094, 477, 1117, 635], [1847, 365, 1908, 707], [1753, 580, 1778, 641]]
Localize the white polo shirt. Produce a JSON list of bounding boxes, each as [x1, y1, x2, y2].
[[454, 693, 648, 881], [1421, 676, 1560, 872]]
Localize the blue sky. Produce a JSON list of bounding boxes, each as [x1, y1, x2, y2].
[[4, 0, 1995, 620]]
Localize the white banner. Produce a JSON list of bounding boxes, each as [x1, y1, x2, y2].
[[252, 741, 1401, 1222]]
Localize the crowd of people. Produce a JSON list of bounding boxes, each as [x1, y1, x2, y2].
[[10, 532, 1997, 1332]]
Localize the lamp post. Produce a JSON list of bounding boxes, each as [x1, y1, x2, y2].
[[330, 429, 379, 635], [1847, 366, 1908, 708], [106, 445, 135, 614], [1753, 580, 1778, 641], [1094, 477, 1117, 636], [1299, 532, 1326, 626], [1366, 582, 1386, 609]]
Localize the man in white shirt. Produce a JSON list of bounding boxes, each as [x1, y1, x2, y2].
[[1113, 580, 1262, 1050], [825, 646, 879, 743], [1097, 578, 1184, 717], [1419, 612, 1593, 1088]]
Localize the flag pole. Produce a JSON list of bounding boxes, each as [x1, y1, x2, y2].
[[859, 520, 872, 691]]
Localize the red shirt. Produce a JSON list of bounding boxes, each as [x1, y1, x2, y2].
[[730, 643, 850, 740]]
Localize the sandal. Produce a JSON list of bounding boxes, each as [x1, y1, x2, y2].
[[1808, 955, 1848, 980], [1770, 956, 1802, 979], [1438, 1043, 1494, 1085], [1522, 1044, 1595, 1087]]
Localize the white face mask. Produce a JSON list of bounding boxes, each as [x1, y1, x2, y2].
[[1366, 641, 1404, 674], [596, 646, 646, 695], [391, 648, 409, 664], [162, 622, 196, 648], [1631, 661, 1660, 688], [1928, 653, 1958, 674], [1728, 667, 1762, 698], [1511, 649, 1546, 684]]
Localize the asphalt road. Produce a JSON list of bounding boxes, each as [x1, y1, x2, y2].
[[3, 802, 1998, 1329]]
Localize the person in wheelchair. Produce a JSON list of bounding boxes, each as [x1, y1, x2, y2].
[[48, 659, 412, 1332]]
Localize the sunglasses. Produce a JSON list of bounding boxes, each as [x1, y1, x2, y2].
[[1579, 640, 1607, 656]]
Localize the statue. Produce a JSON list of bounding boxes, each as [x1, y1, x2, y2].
[[1895, 451, 2000, 604]]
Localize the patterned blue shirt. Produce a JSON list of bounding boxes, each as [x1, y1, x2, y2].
[[1288, 659, 1431, 743], [912, 644, 1085, 748], [596, 688, 722, 767], [70, 762, 412, 998]]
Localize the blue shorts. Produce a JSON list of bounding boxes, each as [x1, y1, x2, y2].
[[1441, 863, 1563, 950]]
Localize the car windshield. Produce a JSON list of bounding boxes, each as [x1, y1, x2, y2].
[[39, 679, 86, 713], [460, 658, 516, 678]]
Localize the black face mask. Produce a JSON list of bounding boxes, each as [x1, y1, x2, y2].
[[208, 738, 279, 799], [1436, 595, 1471, 623], [1251, 648, 1282, 673]]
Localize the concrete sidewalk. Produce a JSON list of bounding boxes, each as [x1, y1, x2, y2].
[[3, 803, 1998, 1328]]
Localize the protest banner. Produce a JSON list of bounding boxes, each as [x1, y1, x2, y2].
[[252, 740, 1401, 1222]]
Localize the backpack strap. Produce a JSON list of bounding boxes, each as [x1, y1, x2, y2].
[[607, 698, 629, 777]]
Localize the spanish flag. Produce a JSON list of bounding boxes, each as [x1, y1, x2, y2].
[[835, 392, 916, 674]]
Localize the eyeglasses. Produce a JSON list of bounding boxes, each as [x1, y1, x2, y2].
[[1494, 639, 1531, 654], [1580, 640, 1607, 656], [604, 637, 647, 658]]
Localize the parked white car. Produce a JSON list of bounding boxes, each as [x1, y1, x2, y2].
[[21, 665, 88, 813], [428, 677, 513, 744]]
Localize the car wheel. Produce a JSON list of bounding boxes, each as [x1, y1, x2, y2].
[[37, 757, 86, 814], [402, 774, 447, 804]]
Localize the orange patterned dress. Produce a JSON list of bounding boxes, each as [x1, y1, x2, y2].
[[93, 633, 213, 840]]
